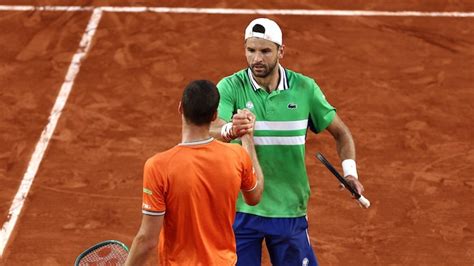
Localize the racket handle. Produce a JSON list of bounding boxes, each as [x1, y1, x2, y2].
[[357, 195, 371, 208]]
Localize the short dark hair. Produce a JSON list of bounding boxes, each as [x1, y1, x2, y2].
[[181, 80, 220, 126]]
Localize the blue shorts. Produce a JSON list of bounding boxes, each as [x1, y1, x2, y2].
[[233, 212, 318, 266]]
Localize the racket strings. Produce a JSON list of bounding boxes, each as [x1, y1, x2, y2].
[[78, 244, 128, 266]]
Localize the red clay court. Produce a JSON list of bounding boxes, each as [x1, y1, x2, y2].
[[0, 1, 473, 265]]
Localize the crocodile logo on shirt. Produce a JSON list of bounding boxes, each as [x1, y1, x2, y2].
[[287, 103, 298, 109]]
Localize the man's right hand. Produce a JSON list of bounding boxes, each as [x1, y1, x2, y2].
[[233, 109, 255, 138]]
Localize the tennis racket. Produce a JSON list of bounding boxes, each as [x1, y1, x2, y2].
[[74, 240, 129, 266], [316, 152, 370, 208]]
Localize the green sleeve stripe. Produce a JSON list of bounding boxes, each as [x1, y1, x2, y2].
[[143, 188, 153, 195]]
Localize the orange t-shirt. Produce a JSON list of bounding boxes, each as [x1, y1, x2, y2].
[[142, 138, 257, 266]]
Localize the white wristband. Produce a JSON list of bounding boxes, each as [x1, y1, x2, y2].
[[342, 159, 358, 179], [220, 122, 234, 141]]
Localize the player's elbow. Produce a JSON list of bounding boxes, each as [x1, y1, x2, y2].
[[242, 184, 263, 206], [245, 195, 261, 206]]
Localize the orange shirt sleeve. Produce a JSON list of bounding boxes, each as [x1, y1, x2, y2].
[[239, 147, 257, 191], [142, 157, 166, 215]]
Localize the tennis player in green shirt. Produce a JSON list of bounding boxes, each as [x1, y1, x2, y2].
[[210, 18, 366, 266]]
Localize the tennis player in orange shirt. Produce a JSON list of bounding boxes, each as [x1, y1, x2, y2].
[[125, 80, 264, 266]]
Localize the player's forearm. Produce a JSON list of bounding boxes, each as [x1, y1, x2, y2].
[[334, 129, 356, 161], [327, 115, 356, 161], [125, 234, 157, 266], [210, 118, 228, 141], [241, 136, 264, 204], [243, 138, 264, 191], [330, 119, 360, 180]]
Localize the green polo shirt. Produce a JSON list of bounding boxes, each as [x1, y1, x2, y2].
[[217, 66, 336, 218]]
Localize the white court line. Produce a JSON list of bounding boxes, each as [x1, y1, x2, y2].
[[0, 5, 94, 12], [0, 8, 103, 258], [0, 5, 473, 17]]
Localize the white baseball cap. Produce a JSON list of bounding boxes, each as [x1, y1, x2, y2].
[[244, 18, 282, 46]]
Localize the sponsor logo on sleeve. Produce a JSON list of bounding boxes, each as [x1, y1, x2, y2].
[[143, 188, 153, 195]]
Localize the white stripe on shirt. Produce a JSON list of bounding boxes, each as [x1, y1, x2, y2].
[[255, 120, 308, 131], [253, 136, 306, 145]]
